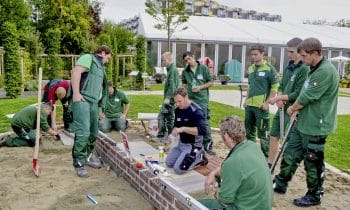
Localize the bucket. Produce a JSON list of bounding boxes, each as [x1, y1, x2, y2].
[[147, 119, 158, 136]]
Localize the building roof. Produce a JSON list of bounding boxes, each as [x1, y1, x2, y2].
[[136, 13, 350, 49]]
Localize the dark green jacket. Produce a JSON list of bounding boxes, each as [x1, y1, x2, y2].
[[182, 62, 212, 106], [279, 61, 309, 107], [297, 59, 339, 135], [164, 63, 179, 104], [11, 106, 50, 132]]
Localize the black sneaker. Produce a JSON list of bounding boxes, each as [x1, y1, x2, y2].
[[293, 195, 321, 207]]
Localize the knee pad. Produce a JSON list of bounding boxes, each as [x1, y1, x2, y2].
[[179, 147, 201, 171]]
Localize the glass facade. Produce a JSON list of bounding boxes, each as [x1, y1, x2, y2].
[[191, 43, 201, 60], [218, 44, 229, 75]]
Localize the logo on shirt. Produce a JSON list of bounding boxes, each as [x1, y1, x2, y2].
[[291, 74, 296, 82], [115, 98, 120, 102], [304, 79, 309, 89], [197, 74, 203, 80], [258, 72, 265, 77]]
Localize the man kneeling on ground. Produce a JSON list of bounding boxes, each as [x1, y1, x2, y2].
[[99, 81, 130, 133], [199, 116, 273, 210], [0, 103, 58, 147], [165, 87, 208, 174]]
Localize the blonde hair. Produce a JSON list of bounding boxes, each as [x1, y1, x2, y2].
[[56, 87, 66, 100]]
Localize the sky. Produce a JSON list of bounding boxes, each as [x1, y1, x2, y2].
[[100, 0, 350, 24]]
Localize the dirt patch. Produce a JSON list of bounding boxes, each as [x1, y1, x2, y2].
[[1, 124, 349, 209]]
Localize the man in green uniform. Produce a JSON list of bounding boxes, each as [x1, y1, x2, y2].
[[244, 45, 279, 157], [157, 52, 179, 140], [99, 81, 130, 132], [0, 103, 58, 147], [182, 51, 214, 155], [71, 45, 112, 178], [199, 116, 273, 210], [267, 38, 309, 167], [274, 38, 339, 207]]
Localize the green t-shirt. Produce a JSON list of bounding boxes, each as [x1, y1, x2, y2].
[[246, 60, 279, 107], [76, 54, 93, 70], [182, 63, 212, 106], [279, 61, 309, 107], [105, 89, 129, 118], [219, 140, 273, 210], [296, 59, 339, 135], [11, 106, 50, 132]]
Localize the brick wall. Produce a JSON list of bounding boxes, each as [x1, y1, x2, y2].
[[95, 136, 208, 210]]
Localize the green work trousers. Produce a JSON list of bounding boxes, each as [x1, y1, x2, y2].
[[157, 103, 175, 137], [6, 126, 36, 147], [99, 116, 126, 132], [274, 126, 326, 200], [72, 100, 99, 168], [198, 103, 213, 151], [244, 106, 270, 156]]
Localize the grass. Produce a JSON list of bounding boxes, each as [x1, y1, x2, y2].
[[0, 95, 349, 172]]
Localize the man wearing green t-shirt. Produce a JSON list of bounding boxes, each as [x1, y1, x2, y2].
[[274, 38, 339, 207], [71, 45, 112, 178], [182, 51, 214, 155], [199, 116, 273, 210], [267, 38, 309, 166], [157, 52, 179, 139], [0, 103, 57, 147], [244, 45, 279, 157], [99, 81, 130, 132]]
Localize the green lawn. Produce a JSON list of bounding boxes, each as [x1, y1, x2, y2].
[[0, 95, 349, 172]]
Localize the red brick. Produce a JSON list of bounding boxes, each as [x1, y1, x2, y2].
[[161, 188, 175, 203], [175, 199, 190, 210]]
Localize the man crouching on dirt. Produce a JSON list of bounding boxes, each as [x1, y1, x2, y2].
[[199, 116, 273, 210], [165, 87, 208, 174], [0, 103, 58, 147]]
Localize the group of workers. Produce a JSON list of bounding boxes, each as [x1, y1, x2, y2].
[[0, 36, 339, 209]]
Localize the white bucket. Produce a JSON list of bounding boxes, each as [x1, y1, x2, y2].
[[147, 119, 158, 136]]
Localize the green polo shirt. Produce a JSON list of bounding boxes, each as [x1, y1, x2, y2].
[[182, 63, 212, 105], [164, 63, 179, 104], [246, 60, 279, 107], [105, 89, 129, 118], [11, 106, 50, 132], [296, 59, 339, 135], [76, 54, 92, 70], [279, 61, 309, 107], [219, 140, 273, 210]]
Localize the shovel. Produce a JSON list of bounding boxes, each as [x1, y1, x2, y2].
[[270, 111, 297, 174], [33, 67, 43, 176]]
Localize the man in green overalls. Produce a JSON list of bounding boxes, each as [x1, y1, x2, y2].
[[71, 45, 112, 178], [99, 81, 130, 133], [182, 51, 214, 155], [274, 38, 339, 207], [244, 45, 279, 157], [0, 103, 58, 147], [200, 116, 273, 210], [157, 52, 179, 140], [267, 38, 309, 166]]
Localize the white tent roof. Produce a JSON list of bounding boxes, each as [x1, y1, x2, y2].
[[137, 13, 350, 49]]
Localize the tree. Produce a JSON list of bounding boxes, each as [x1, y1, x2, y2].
[[45, 28, 63, 80], [88, 0, 104, 37], [25, 30, 44, 79], [145, 0, 189, 51], [135, 36, 146, 90], [0, 0, 32, 47], [2, 22, 22, 98]]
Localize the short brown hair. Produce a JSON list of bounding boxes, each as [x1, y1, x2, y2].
[[220, 116, 246, 143], [297, 38, 322, 55], [173, 87, 188, 97], [286, 37, 302, 48], [250, 44, 264, 53], [95, 45, 112, 55]]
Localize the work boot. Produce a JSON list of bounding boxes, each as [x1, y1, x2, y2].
[[0, 135, 9, 147], [86, 159, 101, 169], [195, 153, 209, 167], [273, 181, 286, 194], [293, 194, 321, 207], [76, 167, 89, 178]]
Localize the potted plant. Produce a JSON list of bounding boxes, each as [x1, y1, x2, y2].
[[219, 74, 230, 85]]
